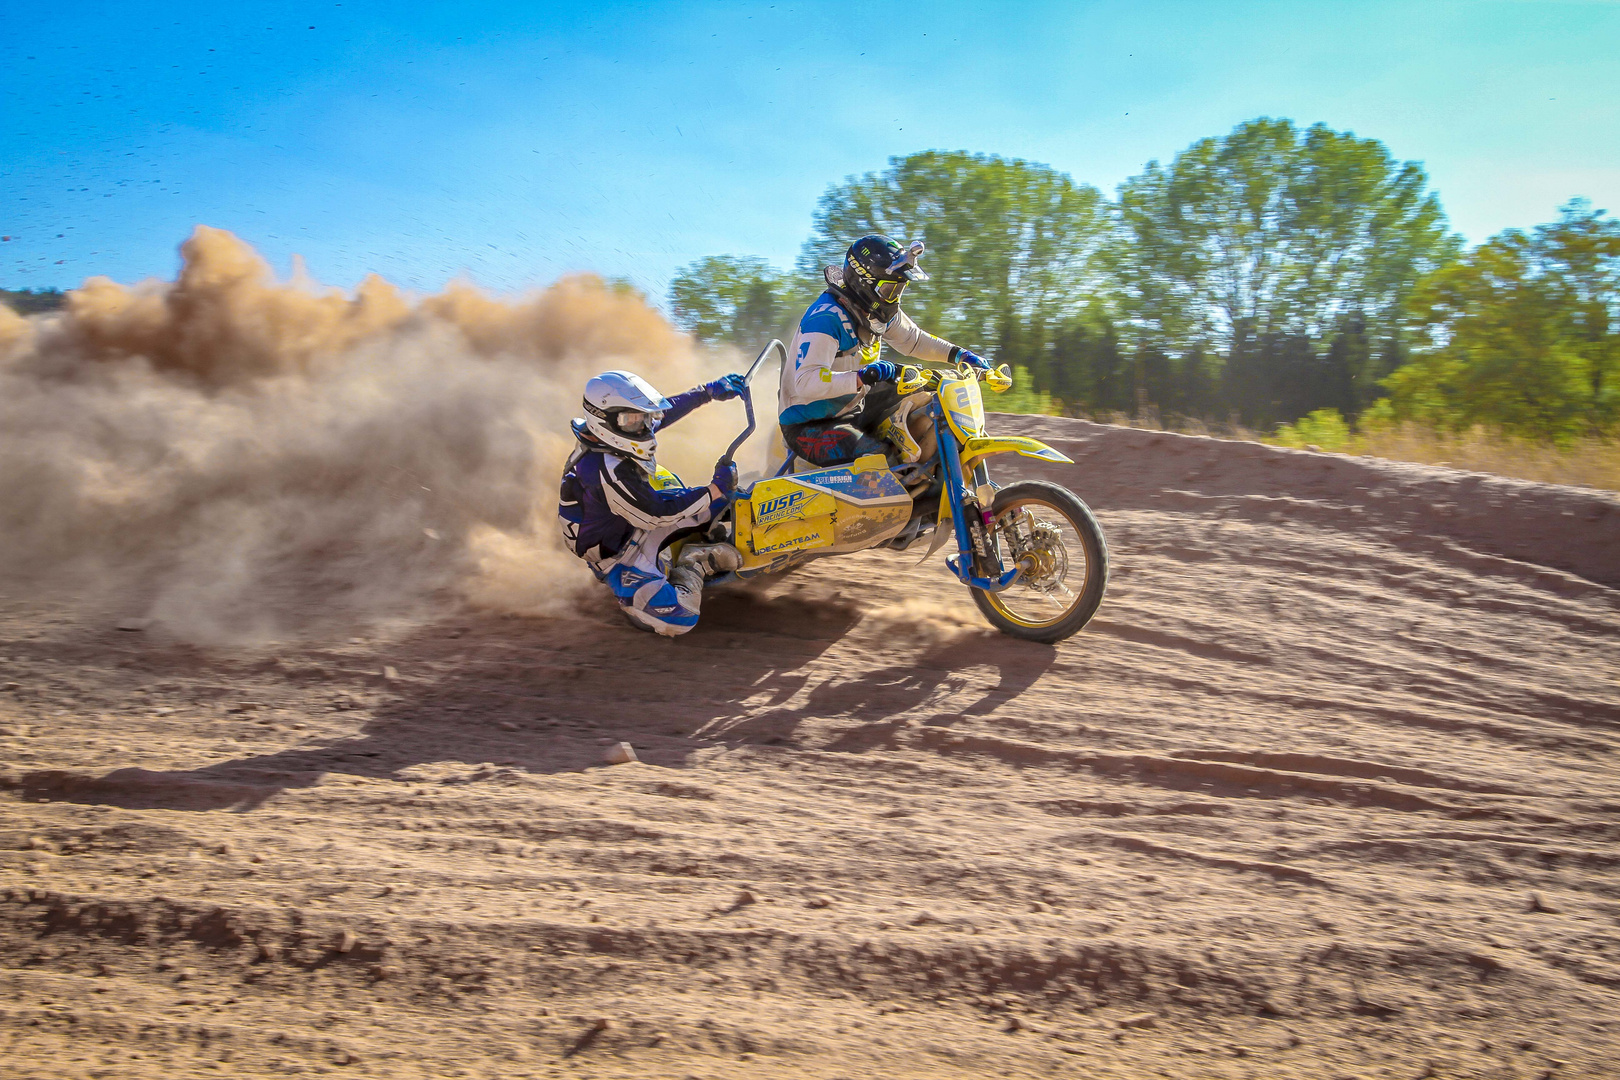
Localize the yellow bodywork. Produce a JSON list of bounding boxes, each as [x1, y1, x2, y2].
[[959, 436, 1074, 472], [730, 364, 1071, 574], [734, 453, 912, 571], [939, 376, 986, 443]]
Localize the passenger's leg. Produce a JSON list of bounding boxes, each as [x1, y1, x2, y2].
[[604, 564, 702, 637]]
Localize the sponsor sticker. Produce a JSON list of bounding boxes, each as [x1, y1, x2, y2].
[[755, 488, 814, 525], [755, 531, 821, 554]]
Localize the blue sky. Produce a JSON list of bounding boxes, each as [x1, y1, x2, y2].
[[4, 0, 1618, 307]]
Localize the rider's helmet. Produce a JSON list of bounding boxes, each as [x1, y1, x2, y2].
[[828, 234, 929, 330], [573, 370, 672, 467]]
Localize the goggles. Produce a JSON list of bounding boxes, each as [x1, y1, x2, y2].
[[874, 278, 909, 304], [615, 409, 663, 436], [873, 240, 927, 304]]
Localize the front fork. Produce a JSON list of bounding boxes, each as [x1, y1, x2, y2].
[[932, 402, 1021, 593]]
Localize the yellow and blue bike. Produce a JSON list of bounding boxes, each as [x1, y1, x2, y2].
[[671, 341, 1108, 643]]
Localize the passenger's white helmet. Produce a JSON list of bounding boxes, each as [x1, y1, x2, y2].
[[573, 370, 671, 466]]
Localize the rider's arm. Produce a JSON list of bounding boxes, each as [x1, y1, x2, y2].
[[785, 331, 862, 404], [880, 311, 965, 366], [657, 387, 711, 429], [599, 456, 715, 529]]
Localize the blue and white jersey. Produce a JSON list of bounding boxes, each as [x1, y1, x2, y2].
[[558, 387, 717, 573], [777, 289, 960, 426]]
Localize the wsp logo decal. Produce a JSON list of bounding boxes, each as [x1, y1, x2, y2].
[[756, 488, 811, 525]]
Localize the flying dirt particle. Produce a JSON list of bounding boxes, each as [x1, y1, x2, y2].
[[382, 665, 399, 681], [336, 929, 357, 953], [498, 720, 518, 731], [1527, 892, 1559, 913], [603, 741, 638, 765], [115, 617, 149, 631], [806, 894, 832, 909], [1118, 1012, 1158, 1029]]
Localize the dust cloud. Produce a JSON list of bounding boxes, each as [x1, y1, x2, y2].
[[0, 227, 741, 642]]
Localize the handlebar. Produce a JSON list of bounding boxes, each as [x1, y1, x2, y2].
[[707, 339, 785, 539], [896, 360, 1014, 396], [718, 338, 784, 468]]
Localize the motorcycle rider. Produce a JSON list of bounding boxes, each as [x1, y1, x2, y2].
[[779, 234, 994, 468], [559, 369, 747, 637]]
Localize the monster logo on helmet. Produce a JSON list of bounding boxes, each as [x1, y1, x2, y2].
[[827, 234, 929, 330]]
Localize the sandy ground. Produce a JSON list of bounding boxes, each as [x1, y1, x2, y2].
[[3, 415, 1619, 1080]]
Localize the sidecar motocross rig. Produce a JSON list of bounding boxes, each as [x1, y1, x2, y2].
[[661, 341, 1108, 643]]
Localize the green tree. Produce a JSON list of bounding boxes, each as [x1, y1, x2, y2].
[[1112, 118, 1457, 424], [1381, 200, 1620, 441], [668, 256, 800, 351], [797, 150, 1110, 376]]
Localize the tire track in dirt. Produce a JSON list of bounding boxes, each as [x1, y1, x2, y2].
[[3, 415, 1618, 1078]]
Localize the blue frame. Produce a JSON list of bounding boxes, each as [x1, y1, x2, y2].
[[931, 398, 1021, 593]]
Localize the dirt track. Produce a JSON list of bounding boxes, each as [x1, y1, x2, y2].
[[3, 415, 1619, 1080]]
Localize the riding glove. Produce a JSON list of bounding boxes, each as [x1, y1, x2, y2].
[[858, 360, 900, 386], [703, 373, 748, 401], [711, 462, 738, 496]]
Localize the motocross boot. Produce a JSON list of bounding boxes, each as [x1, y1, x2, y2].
[[876, 414, 921, 464], [876, 391, 932, 464], [675, 542, 743, 577]]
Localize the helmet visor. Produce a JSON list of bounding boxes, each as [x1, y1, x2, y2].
[[615, 408, 663, 436]]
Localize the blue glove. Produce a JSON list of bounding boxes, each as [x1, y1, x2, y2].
[[858, 360, 900, 386], [710, 461, 738, 497], [703, 373, 748, 401], [957, 348, 992, 371]]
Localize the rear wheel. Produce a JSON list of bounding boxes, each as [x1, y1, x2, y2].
[[970, 481, 1108, 644]]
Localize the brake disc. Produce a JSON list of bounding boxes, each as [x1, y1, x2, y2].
[[1022, 521, 1068, 592]]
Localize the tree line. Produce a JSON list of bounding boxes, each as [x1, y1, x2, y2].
[[0, 288, 66, 315], [670, 118, 1618, 443]]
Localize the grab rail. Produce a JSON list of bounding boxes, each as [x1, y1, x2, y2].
[[718, 338, 784, 468]]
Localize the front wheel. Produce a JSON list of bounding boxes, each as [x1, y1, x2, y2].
[[970, 481, 1108, 644]]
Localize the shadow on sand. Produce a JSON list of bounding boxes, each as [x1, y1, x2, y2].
[[16, 585, 1058, 813]]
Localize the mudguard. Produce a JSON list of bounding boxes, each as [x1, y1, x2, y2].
[[959, 436, 1073, 472]]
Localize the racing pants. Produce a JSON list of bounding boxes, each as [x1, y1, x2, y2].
[[602, 559, 705, 637]]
